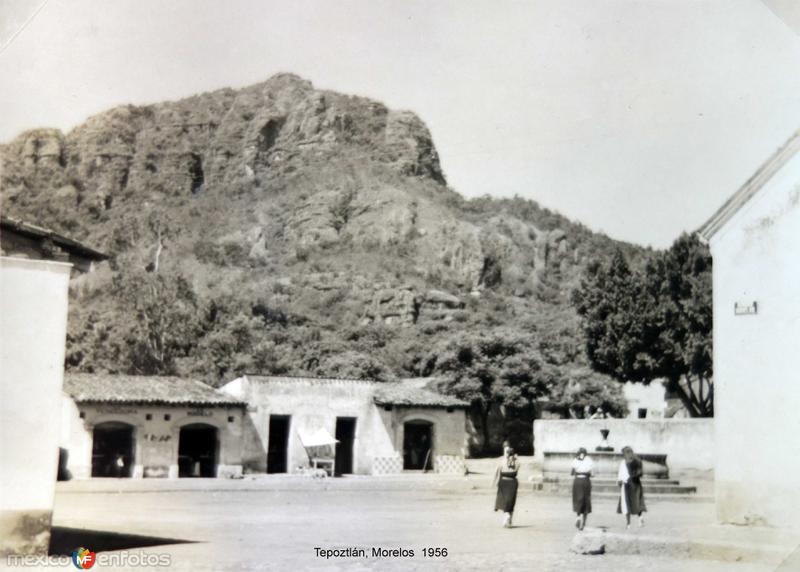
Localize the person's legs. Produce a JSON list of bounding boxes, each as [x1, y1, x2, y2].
[[625, 514, 631, 529], [575, 514, 581, 529], [581, 513, 587, 530], [503, 512, 511, 527], [638, 512, 645, 527]]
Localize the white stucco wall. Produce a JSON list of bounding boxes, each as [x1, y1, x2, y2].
[[708, 151, 800, 527], [622, 381, 667, 419], [224, 376, 394, 474], [0, 257, 71, 554], [60, 397, 245, 479], [222, 376, 467, 475], [533, 419, 714, 472]]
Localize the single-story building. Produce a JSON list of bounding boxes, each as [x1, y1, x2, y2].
[[60, 373, 247, 479], [220, 375, 469, 476], [0, 215, 107, 275], [1, 219, 106, 556], [699, 127, 800, 527]]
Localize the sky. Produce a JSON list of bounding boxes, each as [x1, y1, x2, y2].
[[1, 0, 800, 248]]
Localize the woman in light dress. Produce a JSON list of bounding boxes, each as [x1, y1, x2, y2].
[[571, 447, 593, 530]]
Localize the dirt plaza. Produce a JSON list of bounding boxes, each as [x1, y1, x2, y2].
[[29, 471, 798, 572]]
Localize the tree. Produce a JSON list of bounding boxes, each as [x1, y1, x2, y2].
[[644, 233, 713, 415], [572, 233, 713, 416], [113, 269, 202, 375], [191, 299, 277, 382], [315, 350, 394, 381], [431, 329, 554, 449], [145, 211, 173, 273], [547, 367, 629, 419]]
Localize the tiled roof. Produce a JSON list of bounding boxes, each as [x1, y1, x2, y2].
[[1, 215, 108, 260], [373, 378, 469, 408], [63, 373, 245, 406]]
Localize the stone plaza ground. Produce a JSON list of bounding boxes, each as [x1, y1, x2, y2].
[[7, 465, 800, 571]]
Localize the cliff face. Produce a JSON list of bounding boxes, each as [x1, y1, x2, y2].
[[0, 73, 644, 381]]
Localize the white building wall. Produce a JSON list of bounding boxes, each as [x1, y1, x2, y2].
[[709, 152, 800, 527], [224, 376, 394, 474], [0, 258, 71, 555], [222, 376, 467, 475], [59, 397, 245, 479], [622, 381, 667, 419]]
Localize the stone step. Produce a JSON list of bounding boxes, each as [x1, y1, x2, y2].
[[544, 477, 683, 486], [544, 482, 697, 495]]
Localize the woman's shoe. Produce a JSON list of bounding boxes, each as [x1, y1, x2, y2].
[[639, 516, 645, 527]]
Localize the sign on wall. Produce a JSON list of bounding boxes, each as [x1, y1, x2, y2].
[[734, 301, 758, 316]]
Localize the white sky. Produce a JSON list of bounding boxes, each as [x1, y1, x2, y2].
[[2, 0, 800, 248]]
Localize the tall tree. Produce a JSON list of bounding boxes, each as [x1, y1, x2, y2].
[[431, 330, 553, 449], [113, 269, 202, 375], [571, 233, 713, 416]]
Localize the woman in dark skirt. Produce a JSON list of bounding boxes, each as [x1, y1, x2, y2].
[[571, 447, 593, 530], [617, 446, 647, 529], [493, 447, 520, 528]]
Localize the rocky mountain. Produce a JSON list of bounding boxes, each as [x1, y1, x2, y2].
[[0, 73, 646, 388]]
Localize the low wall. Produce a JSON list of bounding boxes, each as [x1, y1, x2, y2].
[[533, 419, 714, 472]]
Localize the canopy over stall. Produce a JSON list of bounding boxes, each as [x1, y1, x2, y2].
[[297, 428, 338, 476]]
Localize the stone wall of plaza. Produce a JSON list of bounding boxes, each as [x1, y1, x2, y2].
[[60, 398, 246, 479], [532, 419, 715, 472], [0, 257, 72, 556], [222, 376, 467, 475]]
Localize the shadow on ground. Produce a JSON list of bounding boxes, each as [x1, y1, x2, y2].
[[49, 527, 197, 555]]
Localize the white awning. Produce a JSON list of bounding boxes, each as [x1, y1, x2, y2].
[[297, 427, 339, 448]]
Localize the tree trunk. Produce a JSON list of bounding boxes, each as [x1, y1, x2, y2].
[[476, 404, 491, 455], [666, 375, 713, 417]]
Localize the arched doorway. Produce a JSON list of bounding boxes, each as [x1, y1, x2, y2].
[[178, 424, 218, 478], [92, 422, 135, 477], [403, 420, 434, 471]]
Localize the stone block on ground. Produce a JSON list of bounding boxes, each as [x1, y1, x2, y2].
[[570, 527, 606, 555]]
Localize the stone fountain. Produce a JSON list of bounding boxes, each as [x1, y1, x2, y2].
[[538, 426, 696, 495]]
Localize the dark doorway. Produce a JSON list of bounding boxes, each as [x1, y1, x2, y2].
[[91, 422, 134, 477], [267, 415, 291, 474], [403, 421, 433, 471], [178, 424, 218, 478], [334, 417, 357, 476]]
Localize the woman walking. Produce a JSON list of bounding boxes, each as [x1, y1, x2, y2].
[[493, 447, 520, 528], [571, 447, 593, 530], [617, 446, 646, 529]]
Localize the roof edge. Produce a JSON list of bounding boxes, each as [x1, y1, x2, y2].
[[1, 215, 108, 260], [70, 398, 247, 406], [699, 129, 800, 241], [243, 373, 378, 384], [373, 399, 469, 409]]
